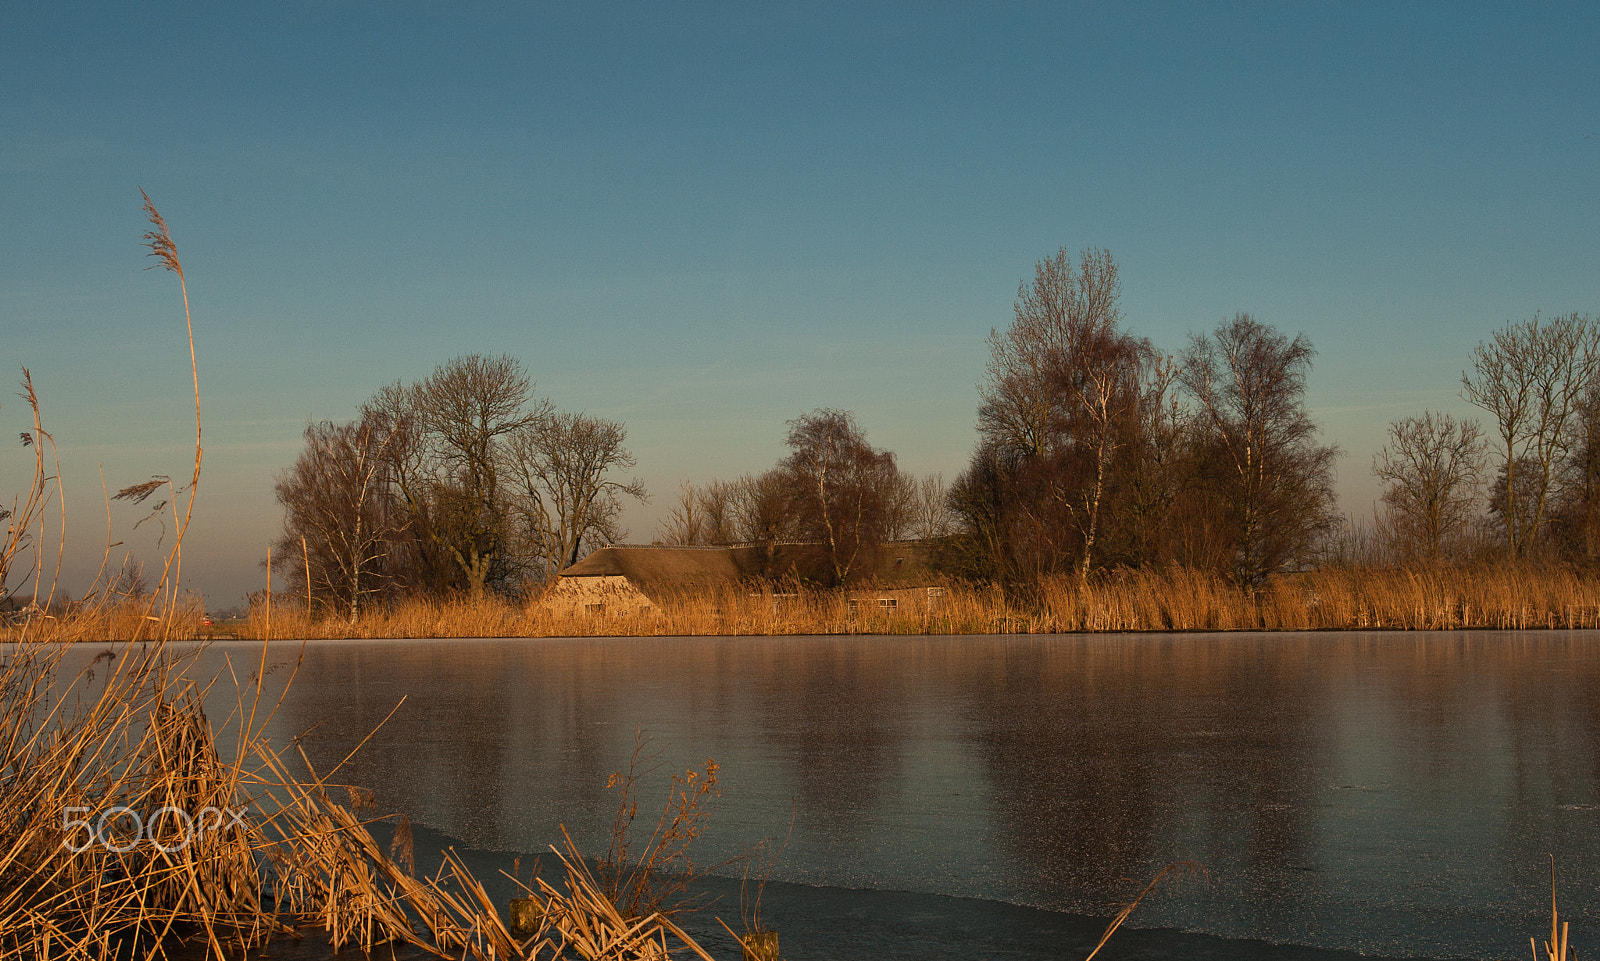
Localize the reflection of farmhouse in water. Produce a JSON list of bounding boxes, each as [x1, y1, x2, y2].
[[541, 542, 944, 617]]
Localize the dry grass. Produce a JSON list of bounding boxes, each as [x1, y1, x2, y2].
[[598, 736, 722, 920], [1534, 857, 1571, 961], [0, 631, 731, 960], [20, 562, 1593, 642], [1030, 563, 1600, 633]]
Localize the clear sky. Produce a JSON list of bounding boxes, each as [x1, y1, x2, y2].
[[3, 3, 1597, 609]]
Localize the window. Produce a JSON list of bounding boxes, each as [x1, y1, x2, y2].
[[878, 597, 898, 610], [584, 602, 605, 616]]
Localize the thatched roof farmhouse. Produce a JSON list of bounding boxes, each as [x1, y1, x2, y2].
[[539, 542, 940, 617]]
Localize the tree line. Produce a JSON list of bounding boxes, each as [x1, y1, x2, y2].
[[273, 354, 647, 618], [653, 247, 1343, 590], [275, 247, 1599, 617], [1382, 311, 1600, 565], [655, 248, 1600, 589]]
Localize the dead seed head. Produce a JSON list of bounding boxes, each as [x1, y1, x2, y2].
[[115, 478, 168, 504], [139, 187, 183, 279]]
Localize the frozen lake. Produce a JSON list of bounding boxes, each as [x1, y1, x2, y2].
[[75, 631, 1600, 959]]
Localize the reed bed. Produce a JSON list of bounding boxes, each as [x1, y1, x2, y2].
[[19, 563, 1600, 643], [0, 630, 729, 960], [1033, 564, 1600, 633]]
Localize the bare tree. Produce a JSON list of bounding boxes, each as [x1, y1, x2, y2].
[[882, 471, 920, 542], [729, 470, 796, 560], [780, 409, 900, 585], [507, 411, 648, 578], [1178, 314, 1340, 585], [979, 247, 1123, 458], [108, 557, 149, 600], [1060, 332, 1155, 579], [361, 380, 450, 593], [1462, 313, 1600, 556], [273, 416, 404, 620], [946, 442, 1033, 584], [874, 471, 955, 543], [1551, 377, 1600, 561], [1487, 456, 1546, 558], [656, 482, 708, 546], [910, 473, 953, 540], [1119, 354, 1184, 566], [1372, 411, 1486, 564], [364, 354, 548, 598], [697, 479, 741, 544], [974, 246, 1161, 579], [657, 479, 745, 546]]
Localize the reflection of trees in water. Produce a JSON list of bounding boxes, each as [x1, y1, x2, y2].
[[249, 631, 1600, 945], [264, 641, 682, 850], [273, 644, 517, 841], [744, 643, 907, 840], [1382, 633, 1600, 899], [954, 637, 1326, 911], [264, 638, 918, 853]]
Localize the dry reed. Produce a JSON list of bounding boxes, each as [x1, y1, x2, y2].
[[0, 192, 729, 960], [0, 631, 733, 960], [26, 562, 1595, 643], [598, 735, 722, 920], [1534, 857, 1571, 961]]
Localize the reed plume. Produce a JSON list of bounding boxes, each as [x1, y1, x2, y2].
[[117, 189, 201, 641]]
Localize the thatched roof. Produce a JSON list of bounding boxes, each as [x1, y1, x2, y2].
[[561, 542, 937, 597], [559, 546, 745, 598]]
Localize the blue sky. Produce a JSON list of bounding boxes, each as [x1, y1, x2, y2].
[[3, 3, 1598, 608]]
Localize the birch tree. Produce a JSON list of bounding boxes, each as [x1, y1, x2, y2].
[[780, 409, 900, 585], [974, 246, 1161, 578], [1178, 314, 1339, 585]]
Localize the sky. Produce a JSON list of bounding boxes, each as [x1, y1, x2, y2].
[[3, 2, 1598, 610]]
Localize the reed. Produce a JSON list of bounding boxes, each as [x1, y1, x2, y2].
[[0, 193, 728, 961], [1535, 862, 1570, 961], [55, 561, 1597, 643], [598, 735, 723, 920], [0, 630, 734, 960]]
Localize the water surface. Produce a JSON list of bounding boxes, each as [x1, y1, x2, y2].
[[60, 632, 1600, 958]]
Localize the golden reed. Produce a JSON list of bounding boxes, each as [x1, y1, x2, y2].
[[0, 193, 725, 960], [0, 631, 727, 960], [15, 562, 1600, 643]]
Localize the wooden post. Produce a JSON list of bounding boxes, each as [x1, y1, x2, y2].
[[508, 897, 543, 937], [742, 930, 779, 961], [265, 546, 271, 641]]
